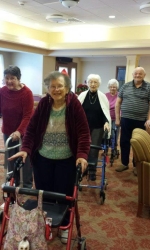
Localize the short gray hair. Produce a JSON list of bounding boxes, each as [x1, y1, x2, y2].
[[133, 67, 146, 75], [87, 74, 101, 86], [108, 79, 119, 89], [44, 71, 72, 91]]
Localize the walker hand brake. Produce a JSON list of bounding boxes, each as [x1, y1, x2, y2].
[[14, 157, 24, 172]]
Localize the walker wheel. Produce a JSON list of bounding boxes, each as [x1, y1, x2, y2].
[[0, 211, 3, 223], [81, 239, 86, 250], [99, 191, 105, 205], [104, 179, 108, 190]]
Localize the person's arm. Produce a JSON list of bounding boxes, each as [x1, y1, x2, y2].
[[115, 97, 122, 126], [73, 98, 91, 173], [144, 102, 150, 131], [16, 88, 34, 136], [147, 106, 150, 120], [102, 95, 110, 132]]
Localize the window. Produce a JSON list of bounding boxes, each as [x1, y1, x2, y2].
[[116, 66, 126, 90]]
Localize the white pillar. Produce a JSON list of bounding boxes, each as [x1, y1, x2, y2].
[[125, 55, 140, 82]]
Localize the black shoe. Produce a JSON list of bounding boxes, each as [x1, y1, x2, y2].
[[89, 171, 96, 181], [89, 174, 96, 181]]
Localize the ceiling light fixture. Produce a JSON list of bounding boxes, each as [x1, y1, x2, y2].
[[60, 0, 79, 8], [46, 14, 68, 23], [18, 1, 25, 6], [140, 3, 150, 14], [109, 15, 115, 18]]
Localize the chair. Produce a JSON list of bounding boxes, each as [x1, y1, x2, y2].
[[130, 128, 150, 217]]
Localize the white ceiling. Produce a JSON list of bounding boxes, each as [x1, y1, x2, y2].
[[0, 0, 150, 32]]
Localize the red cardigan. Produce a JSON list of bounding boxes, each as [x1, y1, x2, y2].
[[21, 92, 91, 162], [0, 85, 34, 136]]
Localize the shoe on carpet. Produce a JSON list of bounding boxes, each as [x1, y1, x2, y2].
[[89, 173, 96, 181], [133, 167, 137, 176], [60, 229, 68, 244], [115, 165, 129, 172], [88, 170, 96, 181]]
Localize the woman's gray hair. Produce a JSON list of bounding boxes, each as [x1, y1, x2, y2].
[[87, 74, 101, 86], [44, 71, 72, 91], [108, 79, 119, 89]]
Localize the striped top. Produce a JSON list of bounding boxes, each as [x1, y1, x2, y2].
[[118, 80, 150, 121]]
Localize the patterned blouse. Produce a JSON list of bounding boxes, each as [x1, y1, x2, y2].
[[39, 107, 72, 159]]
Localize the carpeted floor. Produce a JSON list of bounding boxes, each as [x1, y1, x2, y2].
[[0, 118, 150, 250]]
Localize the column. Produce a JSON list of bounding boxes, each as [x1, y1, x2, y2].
[[125, 55, 140, 82], [42, 56, 55, 94]]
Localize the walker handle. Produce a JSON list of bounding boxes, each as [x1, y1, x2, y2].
[[14, 157, 24, 175], [75, 164, 82, 184]]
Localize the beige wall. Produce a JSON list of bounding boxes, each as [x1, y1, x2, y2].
[[1, 21, 150, 54]]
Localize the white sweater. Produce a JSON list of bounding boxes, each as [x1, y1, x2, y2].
[[78, 90, 111, 137]]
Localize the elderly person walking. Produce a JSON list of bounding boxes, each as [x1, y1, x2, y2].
[[0, 66, 33, 189], [115, 67, 150, 175], [8, 71, 91, 243], [105, 79, 120, 144], [78, 74, 111, 181]]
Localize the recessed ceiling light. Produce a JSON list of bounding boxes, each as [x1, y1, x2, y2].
[[46, 14, 68, 23], [109, 15, 115, 18]]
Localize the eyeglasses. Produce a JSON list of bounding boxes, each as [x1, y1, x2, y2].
[[48, 85, 65, 90]]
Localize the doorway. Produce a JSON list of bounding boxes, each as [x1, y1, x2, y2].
[[56, 61, 77, 93]]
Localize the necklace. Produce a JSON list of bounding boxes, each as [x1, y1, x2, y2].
[[89, 92, 98, 104]]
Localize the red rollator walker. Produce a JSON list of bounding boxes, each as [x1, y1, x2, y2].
[[0, 156, 87, 250]]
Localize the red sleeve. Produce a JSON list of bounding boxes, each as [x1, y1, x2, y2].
[[75, 100, 91, 160], [17, 88, 34, 135]]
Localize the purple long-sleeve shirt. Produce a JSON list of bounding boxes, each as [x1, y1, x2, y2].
[[105, 92, 118, 121]]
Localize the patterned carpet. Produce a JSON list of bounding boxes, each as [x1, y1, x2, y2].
[[0, 118, 150, 250]]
